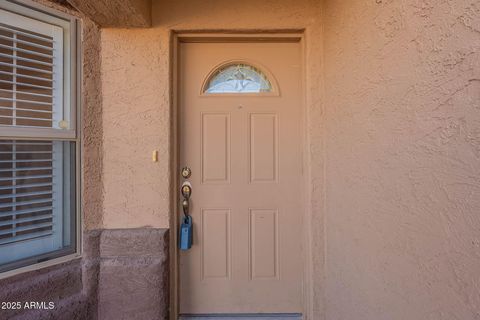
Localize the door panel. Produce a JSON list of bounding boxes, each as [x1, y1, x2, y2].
[[201, 113, 230, 184], [201, 208, 231, 279], [179, 41, 303, 314], [250, 208, 278, 279], [249, 113, 278, 183]]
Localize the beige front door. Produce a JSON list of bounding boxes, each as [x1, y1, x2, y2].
[[179, 39, 303, 315]]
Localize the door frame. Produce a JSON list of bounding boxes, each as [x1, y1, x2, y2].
[[169, 31, 311, 320]]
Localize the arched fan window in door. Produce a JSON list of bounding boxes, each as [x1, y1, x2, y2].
[[203, 62, 273, 94]]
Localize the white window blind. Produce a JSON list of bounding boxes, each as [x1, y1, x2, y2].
[[0, 4, 77, 272], [0, 8, 63, 130], [0, 140, 62, 245]]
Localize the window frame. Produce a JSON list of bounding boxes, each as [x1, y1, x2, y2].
[[0, 0, 81, 278]]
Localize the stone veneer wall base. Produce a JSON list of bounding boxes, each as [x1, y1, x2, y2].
[[98, 228, 169, 320], [0, 228, 169, 320]]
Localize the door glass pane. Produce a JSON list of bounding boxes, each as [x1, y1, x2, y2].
[[204, 63, 272, 94]]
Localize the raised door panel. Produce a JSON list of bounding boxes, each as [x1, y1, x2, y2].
[[201, 113, 230, 184], [249, 113, 278, 183]]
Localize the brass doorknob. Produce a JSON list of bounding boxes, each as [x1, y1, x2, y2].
[[181, 184, 192, 199]]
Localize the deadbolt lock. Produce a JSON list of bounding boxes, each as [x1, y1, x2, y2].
[[181, 167, 192, 179]]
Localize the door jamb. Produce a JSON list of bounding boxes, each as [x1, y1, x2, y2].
[[169, 31, 310, 320]]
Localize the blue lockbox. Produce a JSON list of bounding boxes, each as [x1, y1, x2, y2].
[[179, 215, 193, 250]]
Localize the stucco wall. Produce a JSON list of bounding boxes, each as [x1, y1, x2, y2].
[[97, 228, 169, 320], [101, 27, 170, 229], [323, 1, 480, 319]]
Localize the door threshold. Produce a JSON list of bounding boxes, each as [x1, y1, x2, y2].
[[179, 314, 302, 320]]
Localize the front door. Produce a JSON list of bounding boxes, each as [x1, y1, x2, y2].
[[179, 39, 304, 315]]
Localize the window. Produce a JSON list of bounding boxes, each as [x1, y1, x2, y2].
[[0, 2, 78, 273], [203, 62, 273, 94]]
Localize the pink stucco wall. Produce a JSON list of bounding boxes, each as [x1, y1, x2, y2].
[[101, 27, 171, 229], [98, 0, 480, 319], [324, 1, 480, 319]]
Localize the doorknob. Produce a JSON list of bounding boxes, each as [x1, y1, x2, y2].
[[181, 182, 192, 216], [181, 183, 192, 200]]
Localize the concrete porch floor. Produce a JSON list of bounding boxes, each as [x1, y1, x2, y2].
[[179, 314, 302, 320]]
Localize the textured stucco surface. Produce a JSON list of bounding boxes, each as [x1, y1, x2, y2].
[[323, 1, 480, 319], [0, 228, 170, 320], [0, 230, 101, 320], [0, 259, 84, 320], [66, 0, 151, 27], [98, 228, 169, 320], [80, 15, 104, 231], [101, 27, 171, 229]]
